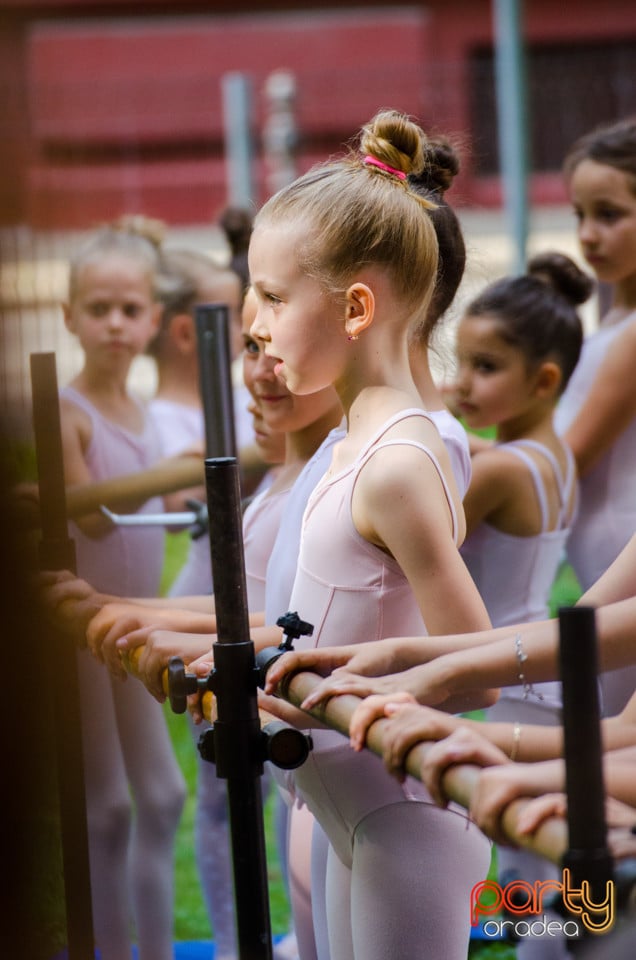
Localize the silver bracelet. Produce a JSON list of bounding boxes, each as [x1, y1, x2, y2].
[[514, 633, 544, 701]]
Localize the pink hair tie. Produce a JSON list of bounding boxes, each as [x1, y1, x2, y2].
[[363, 155, 407, 180]]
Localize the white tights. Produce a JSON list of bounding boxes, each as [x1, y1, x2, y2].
[[78, 650, 186, 960], [324, 802, 490, 960], [294, 740, 491, 960]]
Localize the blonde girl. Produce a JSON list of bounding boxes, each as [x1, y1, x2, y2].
[[251, 109, 494, 960], [60, 221, 186, 960]]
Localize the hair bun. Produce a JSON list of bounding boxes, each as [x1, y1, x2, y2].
[[110, 214, 166, 250], [409, 137, 460, 197], [359, 109, 425, 178], [528, 251, 594, 306]]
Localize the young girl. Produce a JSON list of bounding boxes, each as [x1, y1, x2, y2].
[[455, 252, 587, 713], [92, 288, 343, 960], [249, 109, 494, 960], [60, 221, 186, 960], [554, 116, 636, 716], [451, 253, 588, 960]]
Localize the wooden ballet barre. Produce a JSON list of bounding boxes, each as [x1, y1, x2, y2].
[[275, 669, 569, 865], [120, 642, 568, 862]]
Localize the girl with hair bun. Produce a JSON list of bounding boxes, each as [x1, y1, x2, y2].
[[450, 252, 589, 960], [455, 251, 588, 652], [253, 109, 493, 959]]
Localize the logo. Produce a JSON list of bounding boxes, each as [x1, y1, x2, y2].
[[470, 869, 615, 939]]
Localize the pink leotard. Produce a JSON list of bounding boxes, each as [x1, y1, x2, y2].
[[286, 409, 491, 960], [62, 386, 164, 596]]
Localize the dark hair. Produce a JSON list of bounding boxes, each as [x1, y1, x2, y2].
[[563, 116, 636, 189], [147, 247, 238, 359], [219, 206, 254, 293], [466, 251, 594, 393], [409, 136, 466, 337]]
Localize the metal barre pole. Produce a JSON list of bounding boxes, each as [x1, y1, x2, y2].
[[558, 607, 613, 896], [30, 352, 95, 959], [205, 456, 273, 959], [196, 303, 237, 460]]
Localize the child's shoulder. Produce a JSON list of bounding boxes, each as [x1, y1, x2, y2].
[[60, 388, 93, 430], [59, 389, 94, 458], [470, 442, 534, 488]]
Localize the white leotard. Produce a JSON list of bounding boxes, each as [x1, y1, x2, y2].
[[461, 439, 577, 711]]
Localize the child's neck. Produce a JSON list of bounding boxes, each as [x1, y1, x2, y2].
[[285, 404, 344, 466], [155, 362, 201, 408], [495, 405, 556, 445], [72, 366, 130, 405], [613, 275, 636, 313]]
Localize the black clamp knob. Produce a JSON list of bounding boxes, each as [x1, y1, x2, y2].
[[167, 656, 211, 714], [185, 498, 209, 540], [254, 610, 314, 688], [197, 717, 312, 771]]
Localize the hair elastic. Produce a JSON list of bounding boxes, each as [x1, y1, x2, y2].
[[363, 156, 407, 180]]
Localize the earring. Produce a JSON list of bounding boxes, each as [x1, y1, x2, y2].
[[347, 335, 359, 342]]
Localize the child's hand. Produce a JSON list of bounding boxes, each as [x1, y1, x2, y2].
[[121, 629, 213, 702], [420, 726, 510, 807], [469, 763, 541, 846], [347, 692, 418, 754], [38, 570, 114, 647], [263, 645, 358, 696], [186, 650, 216, 725], [515, 792, 568, 836], [87, 602, 155, 673], [264, 639, 405, 699]]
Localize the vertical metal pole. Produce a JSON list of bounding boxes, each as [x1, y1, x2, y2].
[[206, 457, 273, 960], [30, 352, 94, 960], [195, 303, 236, 459], [222, 72, 255, 208], [493, 0, 529, 274], [558, 607, 613, 903]]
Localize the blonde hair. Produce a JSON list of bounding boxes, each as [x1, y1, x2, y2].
[[255, 110, 439, 330], [68, 215, 165, 303]]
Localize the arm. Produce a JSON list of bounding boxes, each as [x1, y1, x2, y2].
[[355, 442, 492, 636], [564, 319, 636, 477], [60, 396, 112, 538]]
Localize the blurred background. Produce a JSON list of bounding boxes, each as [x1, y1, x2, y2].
[[2, 0, 635, 435]]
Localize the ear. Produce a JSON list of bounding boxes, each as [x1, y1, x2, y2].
[[343, 282, 375, 339], [533, 360, 562, 399], [168, 312, 196, 354], [62, 302, 76, 334]]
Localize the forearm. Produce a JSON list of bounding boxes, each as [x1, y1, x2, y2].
[[415, 620, 560, 702], [457, 716, 564, 763], [603, 751, 636, 807], [130, 593, 215, 612]]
